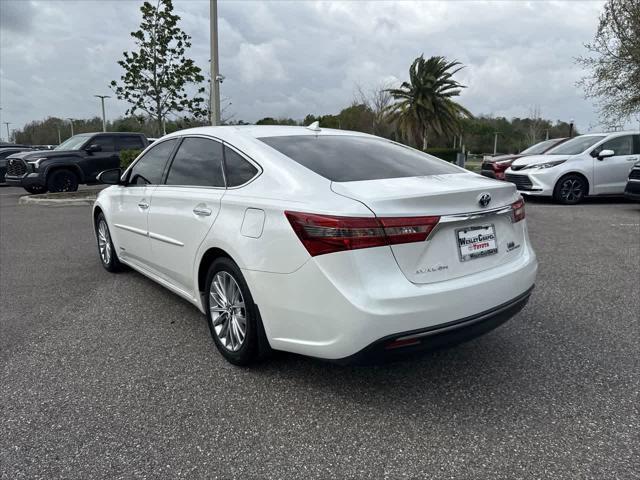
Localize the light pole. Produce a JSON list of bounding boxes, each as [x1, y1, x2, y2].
[[569, 118, 574, 138], [493, 132, 500, 155], [210, 0, 221, 126], [57, 124, 61, 144], [94, 95, 110, 132], [67, 118, 75, 137], [3, 122, 10, 142]]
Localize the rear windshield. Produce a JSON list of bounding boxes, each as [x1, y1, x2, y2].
[[258, 135, 461, 182]]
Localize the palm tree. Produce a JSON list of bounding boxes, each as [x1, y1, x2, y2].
[[386, 55, 472, 149]]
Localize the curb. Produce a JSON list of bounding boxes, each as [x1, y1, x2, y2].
[[18, 194, 97, 206]]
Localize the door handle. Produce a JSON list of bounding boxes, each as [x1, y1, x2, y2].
[[626, 157, 637, 161], [193, 207, 212, 216], [138, 201, 149, 210]]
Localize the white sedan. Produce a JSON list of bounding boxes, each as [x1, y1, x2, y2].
[[93, 125, 537, 365]]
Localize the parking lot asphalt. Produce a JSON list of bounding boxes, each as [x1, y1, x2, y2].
[[1, 185, 639, 479]]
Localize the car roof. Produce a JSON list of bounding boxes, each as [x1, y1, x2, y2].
[[162, 125, 374, 141], [579, 130, 639, 137]]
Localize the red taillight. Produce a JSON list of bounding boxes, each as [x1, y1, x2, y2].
[[511, 198, 525, 223], [285, 211, 440, 257]]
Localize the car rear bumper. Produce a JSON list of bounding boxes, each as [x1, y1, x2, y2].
[[335, 286, 533, 364], [244, 241, 537, 360]]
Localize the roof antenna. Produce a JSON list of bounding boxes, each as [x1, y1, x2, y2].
[[306, 121, 321, 132]]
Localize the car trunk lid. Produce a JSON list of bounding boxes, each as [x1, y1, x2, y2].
[[331, 173, 527, 284]]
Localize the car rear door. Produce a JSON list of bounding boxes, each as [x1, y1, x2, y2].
[[593, 134, 639, 194], [109, 138, 178, 266], [146, 136, 226, 293]]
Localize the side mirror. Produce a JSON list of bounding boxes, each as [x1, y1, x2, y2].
[[86, 144, 102, 153], [97, 168, 122, 185], [598, 149, 615, 160]]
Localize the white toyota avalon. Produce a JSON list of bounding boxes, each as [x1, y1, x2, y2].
[[93, 125, 537, 365]]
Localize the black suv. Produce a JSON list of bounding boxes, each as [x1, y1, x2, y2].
[[5, 132, 148, 193]]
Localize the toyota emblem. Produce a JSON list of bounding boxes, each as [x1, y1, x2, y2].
[[478, 193, 491, 207]]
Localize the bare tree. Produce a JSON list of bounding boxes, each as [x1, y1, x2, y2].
[[577, 0, 640, 128], [526, 106, 545, 145], [355, 83, 394, 136]]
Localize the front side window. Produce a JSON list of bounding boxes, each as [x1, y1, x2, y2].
[[128, 139, 177, 185], [165, 137, 225, 187], [117, 135, 145, 151], [90, 136, 116, 152], [594, 135, 634, 156], [259, 135, 459, 182], [224, 146, 259, 187]]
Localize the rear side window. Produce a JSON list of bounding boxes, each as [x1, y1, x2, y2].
[[165, 137, 225, 187], [129, 139, 177, 185], [259, 135, 460, 182], [90, 135, 116, 152], [224, 146, 258, 187], [117, 135, 145, 151]]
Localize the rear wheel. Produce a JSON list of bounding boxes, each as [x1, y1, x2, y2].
[[47, 169, 79, 192], [23, 185, 47, 194], [553, 174, 587, 205], [96, 213, 122, 272], [205, 257, 269, 365]]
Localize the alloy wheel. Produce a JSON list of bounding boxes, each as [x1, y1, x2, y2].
[[209, 271, 247, 352], [97, 219, 112, 265], [559, 178, 583, 202]]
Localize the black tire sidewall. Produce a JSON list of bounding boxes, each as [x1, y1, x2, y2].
[[554, 174, 586, 205], [47, 169, 78, 192], [96, 213, 121, 272], [24, 186, 47, 194], [205, 258, 259, 366]]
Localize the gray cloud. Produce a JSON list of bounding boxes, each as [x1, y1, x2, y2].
[[0, 0, 611, 139]]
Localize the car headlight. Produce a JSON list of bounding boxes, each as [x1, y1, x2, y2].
[[26, 158, 48, 170], [525, 160, 566, 170]]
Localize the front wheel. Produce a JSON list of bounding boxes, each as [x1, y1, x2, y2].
[[205, 258, 269, 366], [553, 174, 587, 205], [47, 169, 79, 192], [96, 213, 122, 272], [23, 185, 47, 194]]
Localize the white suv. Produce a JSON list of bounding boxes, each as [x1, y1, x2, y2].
[[505, 131, 640, 204]]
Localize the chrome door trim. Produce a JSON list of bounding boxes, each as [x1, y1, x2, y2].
[[114, 223, 148, 237], [148, 231, 184, 247]]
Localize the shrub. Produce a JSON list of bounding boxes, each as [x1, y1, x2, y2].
[[423, 148, 460, 163], [120, 149, 142, 169]]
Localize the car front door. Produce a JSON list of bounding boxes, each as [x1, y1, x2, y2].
[[146, 136, 226, 294], [83, 135, 119, 181], [592, 134, 639, 194], [109, 138, 178, 266]]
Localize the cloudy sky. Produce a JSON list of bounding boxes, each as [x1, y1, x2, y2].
[[0, 0, 609, 139]]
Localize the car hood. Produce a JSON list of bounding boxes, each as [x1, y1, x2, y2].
[[511, 154, 572, 168], [485, 153, 523, 163], [7, 150, 78, 161]]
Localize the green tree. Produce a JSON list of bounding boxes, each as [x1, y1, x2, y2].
[[386, 55, 472, 149], [577, 0, 640, 127], [110, 0, 207, 136]]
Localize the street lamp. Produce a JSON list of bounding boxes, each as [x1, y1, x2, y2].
[[3, 122, 10, 142], [94, 95, 110, 132], [209, 0, 221, 126], [67, 118, 75, 137], [569, 118, 574, 138], [493, 131, 500, 155]]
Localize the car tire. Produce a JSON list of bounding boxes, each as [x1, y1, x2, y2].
[[23, 185, 48, 194], [553, 174, 587, 205], [47, 169, 79, 193], [205, 257, 270, 366], [95, 213, 123, 272]]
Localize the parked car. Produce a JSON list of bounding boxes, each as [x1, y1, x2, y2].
[[93, 125, 537, 365], [481, 138, 567, 180], [624, 160, 640, 201], [0, 146, 35, 184], [4, 132, 148, 193], [504, 131, 640, 204]]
